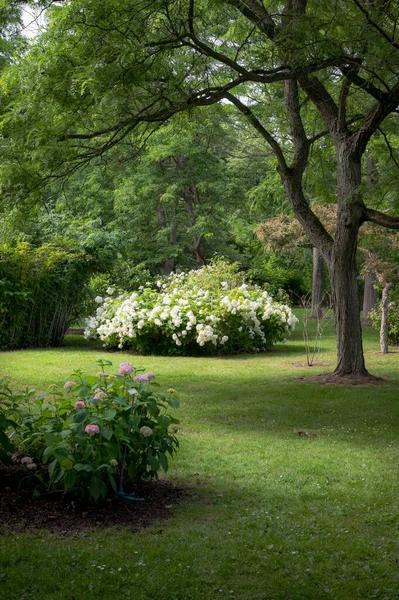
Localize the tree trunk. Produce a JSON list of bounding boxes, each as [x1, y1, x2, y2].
[[159, 224, 177, 276], [380, 282, 393, 354], [362, 271, 378, 323], [328, 147, 368, 376], [183, 185, 206, 267], [311, 246, 324, 318]]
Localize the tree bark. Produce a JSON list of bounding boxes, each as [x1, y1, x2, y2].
[[159, 224, 177, 276], [362, 271, 378, 322], [328, 147, 368, 376], [380, 282, 393, 354], [183, 185, 206, 267], [311, 246, 324, 318]]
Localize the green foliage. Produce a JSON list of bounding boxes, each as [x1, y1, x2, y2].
[[247, 253, 310, 302], [0, 241, 102, 349], [86, 261, 298, 355], [0, 360, 180, 501], [370, 297, 399, 346]]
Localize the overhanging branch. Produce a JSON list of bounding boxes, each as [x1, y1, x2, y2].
[[364, 209, 399, 229]]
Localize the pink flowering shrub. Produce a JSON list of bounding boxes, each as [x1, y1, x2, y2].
[[85, 424, 100, 436], [0, 360, 180, 501]]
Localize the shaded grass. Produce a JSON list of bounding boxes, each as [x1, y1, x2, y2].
[[0, 314, 398, 599]]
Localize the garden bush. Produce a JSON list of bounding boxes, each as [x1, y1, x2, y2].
[[85, 261, 298, 355], [0, 241, 101, 349], [0, 361, 180, 501], [370, 300, 399, 346]]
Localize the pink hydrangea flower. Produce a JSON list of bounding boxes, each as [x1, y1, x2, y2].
[[96, 372, 108, 378], [74, 401, 86, 409], [85, 424, 100, 436], [119, 362, 133, 375], [93, 388, 107, 400], [146, 372, 156, 380], [21, 456, 33, 465], [134, 374, 149, 384], [26, 463, 37, 470], [64, 381, 75, 390]]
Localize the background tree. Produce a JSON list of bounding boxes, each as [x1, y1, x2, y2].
[[360, 227, 399, 353], [1, 0, 399, 375]]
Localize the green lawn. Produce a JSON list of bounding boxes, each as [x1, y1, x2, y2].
[[0, 315, 398, 600]]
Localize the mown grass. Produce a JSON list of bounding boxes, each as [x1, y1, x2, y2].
[[0, 314, 398, 600]]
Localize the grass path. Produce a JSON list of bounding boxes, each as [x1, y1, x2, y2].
[[0, 316, 398, 599]]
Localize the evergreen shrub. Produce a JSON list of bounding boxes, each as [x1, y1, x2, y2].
[[0, 242, 98, 349]]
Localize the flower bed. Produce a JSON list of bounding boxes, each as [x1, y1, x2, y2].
[[0, 361, 180, 501], [85, 263, 298, 355]]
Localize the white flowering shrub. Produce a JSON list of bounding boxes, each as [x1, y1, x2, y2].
[[85, 262, 298, 355]]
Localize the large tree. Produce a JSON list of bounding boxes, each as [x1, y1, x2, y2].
[[2, 0, 399, 376]]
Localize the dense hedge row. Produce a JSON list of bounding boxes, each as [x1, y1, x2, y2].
[[0, 242, 96, 349]]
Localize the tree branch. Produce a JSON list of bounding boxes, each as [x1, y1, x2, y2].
[[355, 82, 399, 154], [339, 65, 389, 102], [352, 0, 399, 50], [222, 92, 289, 172], [298, 73, 339, 135], [284, 78, 310, 173], [224, 0, 277, 39], [378, 126, 399, 170], [364, 209, 399, 229]]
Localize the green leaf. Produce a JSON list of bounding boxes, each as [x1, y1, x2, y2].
[[146, 401, 160, 417], [78, 386, 91, 398], [44, 432, 62, 446], [149, 456, 159, 472], [156, 415, 170, 430], [159, 453, 168, 472], [60, 458, 74, 471], [42, 446, 54, 463], [108, 474, 117, 492], [48, 459, 58, 478], [74, 463, 93, 472], [54, 468, 64, 484], [0, 430, 14, 451], [64, 469, 77, 490], [167, 396, 180, 408], [73, 409, 88, 423], [102, 408, 116, 420], [90, 476, 107, 501], [101, 427, 113, 440], [127, 463, 137, 480]]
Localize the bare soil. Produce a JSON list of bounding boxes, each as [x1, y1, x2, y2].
[[293, 372, 389, 385], [291, 362, 333, 367]]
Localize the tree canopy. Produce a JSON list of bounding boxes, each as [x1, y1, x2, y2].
[[1, 0, 399, 375]]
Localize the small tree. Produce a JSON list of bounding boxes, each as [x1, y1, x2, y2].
[[361, 229, 399, 354]]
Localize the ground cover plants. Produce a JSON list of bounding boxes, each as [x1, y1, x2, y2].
[[85, 261, 298, 355], [0, 316, 398, 599]]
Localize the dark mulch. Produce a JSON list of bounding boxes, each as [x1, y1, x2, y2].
[[0, 466, 183, 534]]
